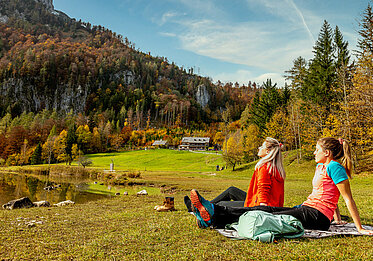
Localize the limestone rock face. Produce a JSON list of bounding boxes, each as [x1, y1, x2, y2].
[[112, 70, 135, 85], [0, 14, 8, 23], [2, 197, 35, 210], [195, 84, 210, 108], [34, 0, 54, 11], [0, 78, 90, 113]]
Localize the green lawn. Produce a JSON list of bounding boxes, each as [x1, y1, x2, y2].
[[86, 149, 225, 172], [1, 149, 372, 260]]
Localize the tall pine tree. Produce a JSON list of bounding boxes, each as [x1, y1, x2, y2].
[[302, 20, 336, 111], [284, 56, 307, 92], [249, 79, 283, 135], [31, 143, 42, 165], [357, 3, 373, 56], [334, 25, 352, 106], [334, 26, 350, 69]]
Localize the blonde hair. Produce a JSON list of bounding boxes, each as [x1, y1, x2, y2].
[[255, 137, 286, 179], [318, 137, 352, 178]]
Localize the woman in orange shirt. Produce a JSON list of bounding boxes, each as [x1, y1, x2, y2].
[[184, 137, 285, 211]]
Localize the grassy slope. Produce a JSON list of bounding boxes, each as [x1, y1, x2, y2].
[[0, 149, 372, 260], [86, 149, 225, 172]]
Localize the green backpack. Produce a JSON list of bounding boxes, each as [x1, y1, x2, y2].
[[228, 210, 304, 242]]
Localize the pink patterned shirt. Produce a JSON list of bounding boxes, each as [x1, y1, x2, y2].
[[302, 161, 348, 221]]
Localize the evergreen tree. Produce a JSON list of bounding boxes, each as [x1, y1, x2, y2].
[[249, 79, 282, 135], [302, 20, 336, 110], [249, 91, 266, 134], [31, 143, 42, 165], [284, 56, 307, 92], [281, 83, 291, 112], [357, 3, 373, 56], [334, 26, 350, 69], [48, 125, 57, 138], [334, 25, 352, 106]]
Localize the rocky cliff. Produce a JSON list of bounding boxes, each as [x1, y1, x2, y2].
[[195, 84, 210, 108], [1, 78, 89, 113], [34, 0, 54, 11]]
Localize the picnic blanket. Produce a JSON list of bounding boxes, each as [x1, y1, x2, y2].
[[216, 223, 373, 239]]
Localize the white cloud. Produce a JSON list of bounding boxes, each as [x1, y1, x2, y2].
[[212, 70, 286, 86], [159, 32, 177, 37], [157, 0, 325, 84], [172, 0, 224, 17], [175, 19, 313, 73], [253, 73, 286, 86], [160, 11, 179, 25]]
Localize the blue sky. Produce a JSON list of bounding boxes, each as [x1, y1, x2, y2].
[[53, 0, 371, 87]]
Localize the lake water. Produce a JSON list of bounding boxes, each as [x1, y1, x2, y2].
[[0, 172, 113, 206]]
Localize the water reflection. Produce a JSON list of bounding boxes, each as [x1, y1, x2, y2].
[[0, 172, 110, 206]]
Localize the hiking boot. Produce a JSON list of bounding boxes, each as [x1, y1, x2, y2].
[[190, 189, 214, 227], [184, 196, 193, 212], [155, 197, 176, 212], [193, 210, 209, 229]]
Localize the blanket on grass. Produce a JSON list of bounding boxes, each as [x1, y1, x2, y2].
[[216, 223, 373, 239]]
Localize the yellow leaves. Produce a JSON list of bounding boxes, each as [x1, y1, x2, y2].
[[242, 125, 261, 156], [348, 52, 373, 150], [322, 114, 344, 138], [76, 125, 92, 146], [213, 131, 224, 146], [367, 127, 373, 137], [265, 110, 292, 143], [229, 120, 241, 131], [223, 130, 244, 169], [71, 144, 80, 161]]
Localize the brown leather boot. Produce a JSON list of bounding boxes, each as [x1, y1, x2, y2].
[[154, 197, 175, 212]]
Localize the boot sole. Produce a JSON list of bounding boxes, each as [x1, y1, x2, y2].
[[190, 189, 211, 222]]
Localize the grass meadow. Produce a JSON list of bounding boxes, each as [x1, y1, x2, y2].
[[0, 149, 372, 260]]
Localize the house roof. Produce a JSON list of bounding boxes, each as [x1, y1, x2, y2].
[[152, 140, 168, 146], [181, 137, 210, 143]]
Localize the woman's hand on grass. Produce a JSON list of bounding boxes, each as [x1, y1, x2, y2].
[[358, 228, 373, 235], [331, 220, 348, 225]]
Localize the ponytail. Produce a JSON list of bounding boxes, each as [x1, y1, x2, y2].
[[341, 139, 352, 178], [318, 137, 352, 178]]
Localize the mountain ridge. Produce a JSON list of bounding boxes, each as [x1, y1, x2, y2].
[[0, 0, 257, 126]]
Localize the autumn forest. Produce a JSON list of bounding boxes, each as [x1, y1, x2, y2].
[[0, 0, 372, 172]]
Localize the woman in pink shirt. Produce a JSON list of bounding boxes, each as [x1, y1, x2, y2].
[[190, 137, 373, 235]]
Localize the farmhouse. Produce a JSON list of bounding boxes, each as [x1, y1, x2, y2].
[[178, 137, 210, 151]]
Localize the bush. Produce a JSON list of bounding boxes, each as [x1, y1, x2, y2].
[[127, 171, 141, 178]]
